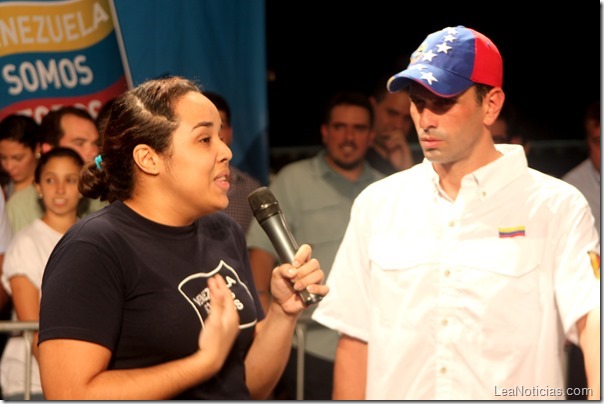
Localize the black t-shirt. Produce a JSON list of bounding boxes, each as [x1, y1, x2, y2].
[[39, 201, 264, 399]]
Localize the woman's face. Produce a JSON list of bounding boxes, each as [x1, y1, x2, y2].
[[158, 91, 233, 218], [35, 156, 82, 218], [0, 139, 38, 185]]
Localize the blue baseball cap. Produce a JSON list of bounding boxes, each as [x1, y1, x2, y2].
[[387, 26, 503, 97]]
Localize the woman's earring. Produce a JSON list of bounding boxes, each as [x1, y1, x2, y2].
[[37, 194, 42, 199], [35, 152, 41, 159]]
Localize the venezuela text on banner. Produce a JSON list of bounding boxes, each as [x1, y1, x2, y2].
[[0, 0, 129, 123]]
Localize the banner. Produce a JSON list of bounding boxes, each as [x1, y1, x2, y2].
[[0, 0, 129, 123], [111, 0, 269, 184]]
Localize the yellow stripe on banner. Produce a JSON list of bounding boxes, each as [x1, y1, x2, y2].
[[0, 0, 115, 57]]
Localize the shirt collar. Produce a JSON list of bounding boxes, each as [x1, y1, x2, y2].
[[471, 144, 528, 197], [313, 149, 378, 183], [422, 144, 528, 199]]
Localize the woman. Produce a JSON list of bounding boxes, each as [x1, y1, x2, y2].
[[38, 76, 328, 400], [0, 114, 41, 199], [0, 114, 43, 233], [1, 147, 84, 400]]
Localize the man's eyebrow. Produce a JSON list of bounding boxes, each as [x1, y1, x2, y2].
[[193, 121, 213, 130]]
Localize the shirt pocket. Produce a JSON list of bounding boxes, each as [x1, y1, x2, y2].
[[297, 198, 350, 245], [452, 238, 544, 357], [453, 238, 542, 294], [368, 237, 441, 328]]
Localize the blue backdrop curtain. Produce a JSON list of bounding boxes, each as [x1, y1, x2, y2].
[[112, 0, 269, 184]]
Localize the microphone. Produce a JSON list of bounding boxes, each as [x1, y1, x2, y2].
[[248, 187, 323, 306]]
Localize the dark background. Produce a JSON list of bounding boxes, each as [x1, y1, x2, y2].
[[265, 2, 601, 148]]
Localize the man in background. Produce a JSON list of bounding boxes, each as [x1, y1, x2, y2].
[[366, 74, 415, 175], [563, 100, 600, 235], [562, 99, 600, 400], [246, 91, 384, 399]]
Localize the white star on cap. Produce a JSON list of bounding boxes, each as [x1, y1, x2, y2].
[[436, 42, 452, 53], [443, 34, 456, 43], [422, 49, 436, 62], [409, 63, 427, 71], [444, 27, 458, 35], [420, 72, 438, 85]]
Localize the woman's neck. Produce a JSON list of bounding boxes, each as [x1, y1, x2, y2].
[[14, 176, 34, 192], [42, 212, 78, 234]]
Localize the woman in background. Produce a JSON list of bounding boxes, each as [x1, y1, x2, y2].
[[0, 115, 42, 234]]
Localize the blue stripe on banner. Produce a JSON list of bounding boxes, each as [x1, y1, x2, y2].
[[0, 31, 125, 106]]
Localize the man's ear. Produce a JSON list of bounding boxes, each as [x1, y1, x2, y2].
[[132, 144, 160, 175], [484, 88, 505, 126]]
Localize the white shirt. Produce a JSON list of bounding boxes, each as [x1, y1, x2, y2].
[[562, 158, 600, 235], [1, 219, 63, 397], [313, 145, 600, 400]]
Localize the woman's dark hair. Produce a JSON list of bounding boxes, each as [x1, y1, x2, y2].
[[35, 147, 84, 184], [0, 114, 40, 151], [80, 76, 202, 202]]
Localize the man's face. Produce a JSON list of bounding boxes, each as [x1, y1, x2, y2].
[[59, 114, 100, 163], [409, 83, 490, 167], [371, 91, 412, 147], [321, 104, 374, 170]]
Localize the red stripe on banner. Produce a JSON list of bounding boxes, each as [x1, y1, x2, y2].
[[0, 77, 128, 123]]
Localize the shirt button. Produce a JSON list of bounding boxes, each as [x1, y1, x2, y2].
[[441, 319, 448, 326], [448, 220, 455, 227], [440, 366, 447, 374], [443, 269, 451, 277]]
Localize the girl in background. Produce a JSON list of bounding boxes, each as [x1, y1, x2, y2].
[[0, 147, 84, 400]]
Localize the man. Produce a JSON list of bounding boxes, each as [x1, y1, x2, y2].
[[562, 99, 600, 400], [246, 91, 384, 399], [313, 26, 600, 400], [203, 92, 262, 234], [562, 100, 600, 235], [39, 106, 100, 164], [365, 74, 414, 175]]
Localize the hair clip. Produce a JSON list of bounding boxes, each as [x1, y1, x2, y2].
[[95, 154, 103, 171]]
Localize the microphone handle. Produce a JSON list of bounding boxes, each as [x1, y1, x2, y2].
[[259, 214, 323, 306]]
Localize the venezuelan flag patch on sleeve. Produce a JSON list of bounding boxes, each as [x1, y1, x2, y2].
[[498, 226, 526, 238], [588, 251, 600, 280]]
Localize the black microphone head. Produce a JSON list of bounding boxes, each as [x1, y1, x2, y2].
[[248, 187, 281, 223]]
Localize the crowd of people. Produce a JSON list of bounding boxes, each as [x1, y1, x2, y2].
[[0, 24, 599, 401]]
